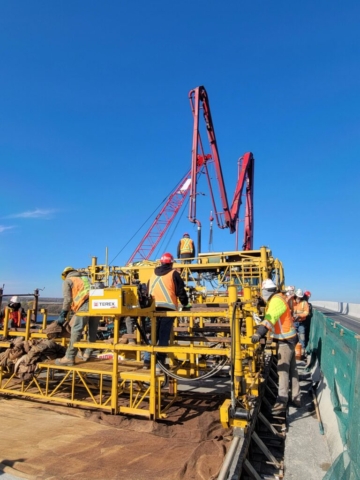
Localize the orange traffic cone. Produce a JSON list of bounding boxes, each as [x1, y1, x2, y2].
[[295, 342, 302, 360]]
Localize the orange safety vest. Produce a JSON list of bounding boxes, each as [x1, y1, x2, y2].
[[180, 237, 194, 254], [262, 293, 297, 341], [71, 276, 91, 312], [9, 310, 21, 327], [149, 271, 178, 310], [293, 300, 309, 321]]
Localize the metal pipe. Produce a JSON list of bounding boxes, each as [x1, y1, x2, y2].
[[260, 246, 268, 281], [197, 220, 201, 258], [33, 289, 39, 324], [312, 387, 324, 434], [217, 435, 241, 480], [105, 247, 109, 286]]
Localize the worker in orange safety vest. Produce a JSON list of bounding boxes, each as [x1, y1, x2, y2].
[[55, 267, 100, 366], [7, 296, 26, 330], [252, 279, 301, 413], [146, 252, 189, 369], [293, 289, 310, 357]]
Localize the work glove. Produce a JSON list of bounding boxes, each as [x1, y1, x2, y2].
[[251, 333, 261, 344], [55, 310, 69, 325], [251, 324, 268, 344], [180, 304, 192, 311]]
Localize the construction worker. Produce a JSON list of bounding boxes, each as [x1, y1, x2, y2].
[[177, 233, 195, 263], [7, 296, 26, 330], [55, 266, 100, 366], [146, 252, 188, 369], [293, 288, 310, 358], [284, 286, 295, 315], [252, 279, 301, 413]]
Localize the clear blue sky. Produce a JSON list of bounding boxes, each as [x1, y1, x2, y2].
[[1, 1, 359, 302]]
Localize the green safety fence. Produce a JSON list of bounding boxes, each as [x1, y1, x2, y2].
[[308, 309, 360, 480]]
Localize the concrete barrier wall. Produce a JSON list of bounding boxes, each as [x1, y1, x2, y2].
[[312, 301, 360, 319]]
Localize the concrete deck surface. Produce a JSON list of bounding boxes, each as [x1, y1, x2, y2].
[[284, 359, 332, 480]]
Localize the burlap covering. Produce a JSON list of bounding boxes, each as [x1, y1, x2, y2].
[[0, 393, 232, 480]]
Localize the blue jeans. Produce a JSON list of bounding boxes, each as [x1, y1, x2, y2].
[[294, 321, 306, 350], [65, 302, 100, 360], [143, 316, 174, 364]]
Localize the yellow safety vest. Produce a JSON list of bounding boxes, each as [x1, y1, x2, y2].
[[262, 294, 297, 341], [180, 238, 194, 254]]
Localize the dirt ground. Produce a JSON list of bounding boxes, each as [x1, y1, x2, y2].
[[0, 393, 232, 480]]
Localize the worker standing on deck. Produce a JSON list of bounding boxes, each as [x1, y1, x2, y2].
[[55, 267, 100, 366], [146, 252, 189, 369], [252, 279, 301, 413], [285, 286, 295, 316], [7, 296, 26, 330], [177, 233, 195, 263], [293, 289, 309, 359]]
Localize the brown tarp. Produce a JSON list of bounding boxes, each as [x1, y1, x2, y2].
[[0, 395, 232, 480]]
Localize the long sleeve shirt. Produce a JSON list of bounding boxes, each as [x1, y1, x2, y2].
[[293, 300, 309, 321]]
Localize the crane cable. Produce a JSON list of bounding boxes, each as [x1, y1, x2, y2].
[[154, 196, 190, 259], [109, 171, 189, 265]]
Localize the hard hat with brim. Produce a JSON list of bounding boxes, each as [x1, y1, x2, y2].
[[160, 253, 174, 264], [61, 266, 76, 280], [262, 279, 276, 290]]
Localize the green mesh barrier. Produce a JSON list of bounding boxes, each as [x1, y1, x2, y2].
[[308, 310, 360, 480]]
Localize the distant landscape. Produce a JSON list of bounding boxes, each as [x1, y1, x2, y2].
[[1, 296, 63, 315]]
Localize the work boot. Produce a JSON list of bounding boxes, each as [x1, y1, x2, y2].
[[77, 352, 91, 362], [292, 398, 302, 408], [55, 356, 74, 366], [272, 402, 287, 414], [142, 361, 150, 370]]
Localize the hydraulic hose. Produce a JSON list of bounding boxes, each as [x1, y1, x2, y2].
[[157, 356, 228, 382], [136, 318, 229, 382]]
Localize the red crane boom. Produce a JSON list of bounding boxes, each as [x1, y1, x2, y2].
[[127, 85, 255, 264], [188, 86, 254, 250]]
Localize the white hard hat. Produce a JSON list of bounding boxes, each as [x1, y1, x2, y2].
[[10, 296, 18, 303], [295, 288, 303, 298], [262, 279, 276, 290], [285, 285, 295, 296]]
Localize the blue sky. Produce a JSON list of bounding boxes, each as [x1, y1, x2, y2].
[[1, 1, 359, 302]]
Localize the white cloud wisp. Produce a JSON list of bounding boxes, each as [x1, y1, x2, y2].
[[5, 209, 57, 219]]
